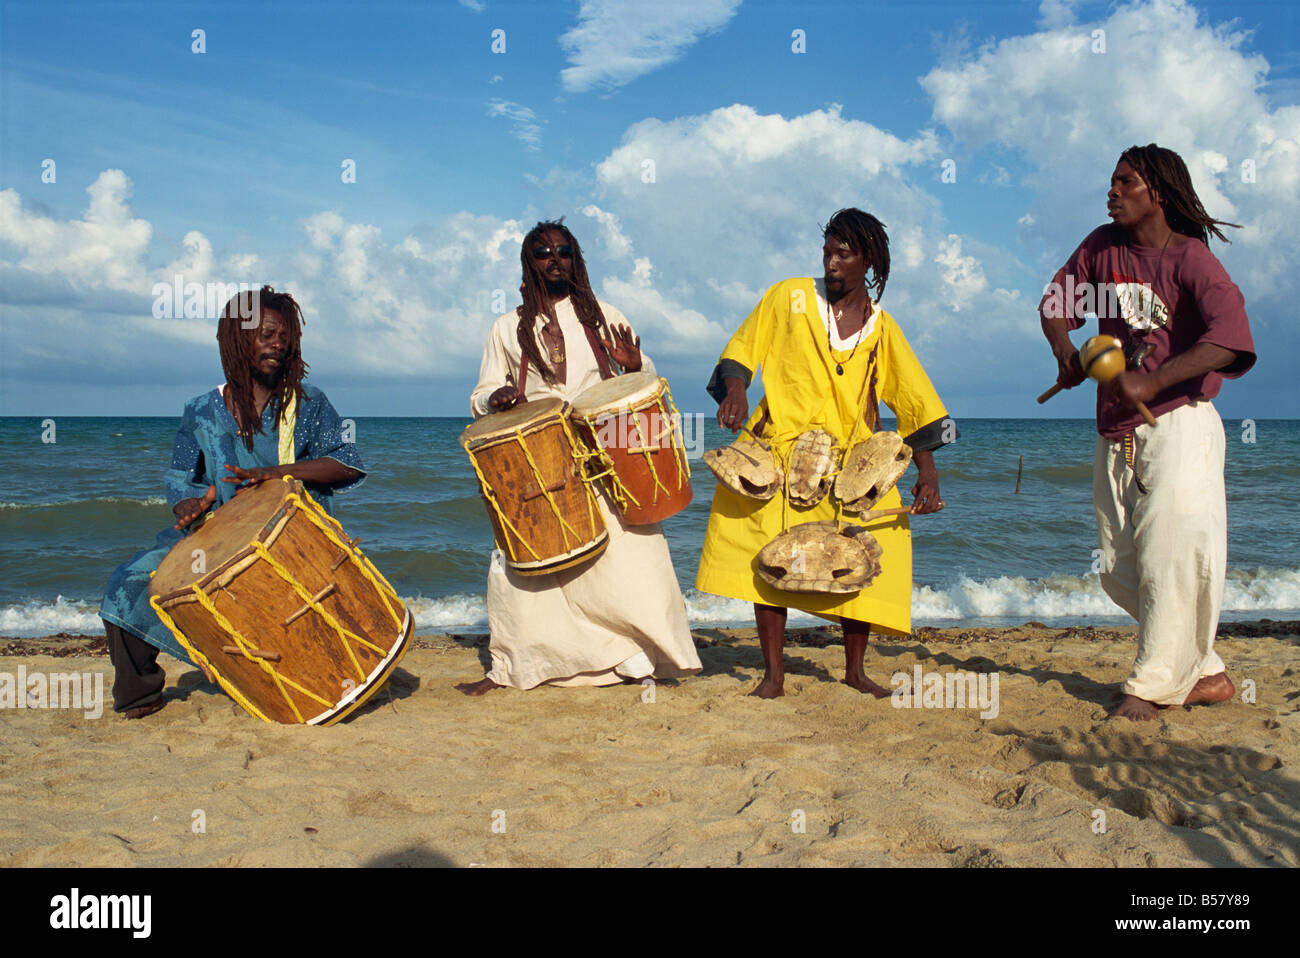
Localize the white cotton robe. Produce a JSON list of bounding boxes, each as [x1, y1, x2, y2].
[[469, 296, 701, 688]]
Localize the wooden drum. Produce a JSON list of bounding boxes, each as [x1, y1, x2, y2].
[[570, 372, 693, 525], [148, 477, 412, 726], [460, 397, 608, 575]]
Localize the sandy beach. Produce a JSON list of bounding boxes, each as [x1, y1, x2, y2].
[[1, 622, 1296, 868]]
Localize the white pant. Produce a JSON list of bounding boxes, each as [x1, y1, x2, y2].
[[1093, 401, 1228, 704]]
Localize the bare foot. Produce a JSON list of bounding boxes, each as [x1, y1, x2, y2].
[[455, 677, 501, 697], [749, 675, 784, 699], [1184, 672, 1234, 706], [843, 672, 891, 698], [1108, 693, 1162, 721]]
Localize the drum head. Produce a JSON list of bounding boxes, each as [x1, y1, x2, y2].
[[570, 372, 662, 417], [460, 397, 567, 447], [152, 479, 291, 596]]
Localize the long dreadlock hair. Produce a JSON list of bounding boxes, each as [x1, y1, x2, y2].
[[217, 285, 308, 450], [822, 208, 891, 301], [1119, 144, 1241, 245], [516, 218, 610, 385]]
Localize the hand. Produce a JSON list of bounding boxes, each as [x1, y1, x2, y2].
[[910, 468, 944, 515], [1104, 370, 1158, 409], [223, 463, 281, 494], [488, 385, 524, 411], [601, 324, 642, 372], [173, 485, 217, 530], [717, 379, 748, 433], [1056, 349, 1086, 389]]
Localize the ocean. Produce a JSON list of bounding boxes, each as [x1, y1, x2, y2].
[[2, 414, 1297, 638]]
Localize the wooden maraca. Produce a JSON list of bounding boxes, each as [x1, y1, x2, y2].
[[1038, 335, 1157, 427]]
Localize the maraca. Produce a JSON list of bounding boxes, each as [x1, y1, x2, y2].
[[1038, 335, 1157, 427]]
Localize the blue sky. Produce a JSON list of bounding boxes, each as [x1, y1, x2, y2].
[[2, 0, 1296, 419]]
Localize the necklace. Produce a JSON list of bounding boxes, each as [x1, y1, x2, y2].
[[825, 296, 868, 375], [541, 320, 565, 364]]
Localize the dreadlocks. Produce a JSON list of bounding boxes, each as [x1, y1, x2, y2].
[[217, 285, 308, 450], [515, 218, 610, 385], [1119, 144, 1241, 245], [822, 208, 891, 301]]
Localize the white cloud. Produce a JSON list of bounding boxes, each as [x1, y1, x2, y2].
[[559, 0, 742, 93], [920, 0, 1300, 307], [934, 235, 988, 311], [580, 203, 634, 258], [487, 99, 543, 152], [0, 170, 151, 293]]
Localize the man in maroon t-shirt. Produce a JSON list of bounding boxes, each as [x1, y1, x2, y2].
[[1039, 143, 1256, 721]]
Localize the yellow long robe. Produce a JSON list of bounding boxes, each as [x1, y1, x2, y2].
[[696, 278, 949, 635]]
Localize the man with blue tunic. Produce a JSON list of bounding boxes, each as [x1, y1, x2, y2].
[[100, 286, 365, 718]]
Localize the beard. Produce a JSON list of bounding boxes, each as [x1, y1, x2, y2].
[[251, 362, 284, 389], [544, 277, 571, 295], [823, 275, 848, 304]]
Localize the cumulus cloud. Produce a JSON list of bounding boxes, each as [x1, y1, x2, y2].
[[560, 0, 742, 93], [920, 0, 1300, 306], [0, 170, 151, 293]]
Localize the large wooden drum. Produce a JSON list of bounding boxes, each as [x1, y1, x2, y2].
[[569, 372, 693, 525], [148, 477, 412, 726], [460, 397, 608, 575]]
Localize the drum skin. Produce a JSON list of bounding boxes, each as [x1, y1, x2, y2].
[[569, 373, 693, 525], [149, 478, 412, 726], [460, 398, 608, 575]]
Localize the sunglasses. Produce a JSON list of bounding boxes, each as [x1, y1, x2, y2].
[[531, 244, 574, 260]]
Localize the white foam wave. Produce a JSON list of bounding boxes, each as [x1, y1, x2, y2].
[[0, 496, 168, 510], [5, 568, 1297, 638], [0, 597, 104, 637]]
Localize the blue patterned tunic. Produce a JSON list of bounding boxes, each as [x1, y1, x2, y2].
[[99, 384, 365, 660]]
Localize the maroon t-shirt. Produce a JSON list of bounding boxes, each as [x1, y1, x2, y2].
[[1039, 224, 1256, 438]]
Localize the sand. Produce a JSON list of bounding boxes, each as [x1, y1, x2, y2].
[[1, 622, 1296, 868]]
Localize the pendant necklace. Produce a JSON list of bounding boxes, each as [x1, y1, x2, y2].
[[826, 296, 868, 375], [542, 320, 565, 364]]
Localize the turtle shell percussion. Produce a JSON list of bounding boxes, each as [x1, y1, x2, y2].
[[835, 431, 913, 513], [784, 429, 839, 507], [756, 521, 883, 594], [703, 439, 780, 500]]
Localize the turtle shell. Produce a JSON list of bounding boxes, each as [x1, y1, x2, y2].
[[835, 431, 912, 513], [756, 521, 883, 594], [785, 429, 839, 507], [703, 440, 779, 500]]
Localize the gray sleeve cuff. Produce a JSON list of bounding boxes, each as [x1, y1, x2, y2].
[[706, 359, 752, 404]]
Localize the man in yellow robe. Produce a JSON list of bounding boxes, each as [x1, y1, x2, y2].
[[697, 208, 954, 698]]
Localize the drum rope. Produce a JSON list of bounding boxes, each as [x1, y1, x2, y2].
[[661, 385, 692, 482], [189, 585, 336, 715], [148, 592, 274, 722], [250, 540, 388, 674], [574, 414, 640, 512], [557, 415, 600, 537], [628, 403, 674, 506], [515, 429, 583, 550], [463, 444, 539, 561], [285, 491, 403, 628]]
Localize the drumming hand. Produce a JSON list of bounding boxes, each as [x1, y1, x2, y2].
[[717, 378, 748, 433], [601, 324, 642, 372], [223, 464, 282, 493], [173, 485, 217, 530], [909, 453, 944, 515], [488, 385, 524, 411]]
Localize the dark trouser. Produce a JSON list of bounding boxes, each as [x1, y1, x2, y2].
[[104, 619, 166, 712]]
